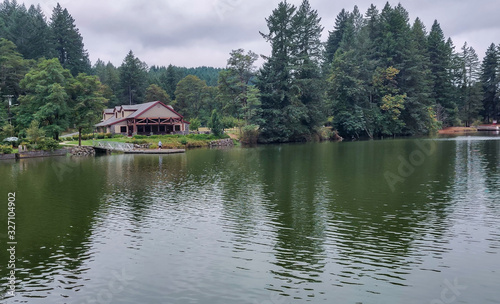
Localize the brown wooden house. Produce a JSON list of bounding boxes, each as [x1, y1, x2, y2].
[[95, 101, 190, 136]]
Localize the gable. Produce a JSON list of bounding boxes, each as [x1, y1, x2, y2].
[[138, 103, 180, 119]]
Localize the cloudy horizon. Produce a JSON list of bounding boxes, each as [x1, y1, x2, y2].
[[19, 0, 500, 68]]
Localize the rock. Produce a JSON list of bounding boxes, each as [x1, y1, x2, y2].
[[70, 146, 95, 156], [209, 138, 234, 148]]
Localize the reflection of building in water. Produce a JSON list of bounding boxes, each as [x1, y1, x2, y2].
[[100, 154, 188, 190]]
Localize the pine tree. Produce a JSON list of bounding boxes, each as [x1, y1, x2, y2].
[[428, 21, 456, 126], [324, 8, 350, 66], [50, 3, 90, 75], [256, 1, 296, 142], [291, 0, 325, 138], [480, 43, 499, 122], [0, 38, 28, 97], [119, 50, 148, 105], [164, 64, 180, 100], [457, 42, 482, 126], [400, 17, 437, 134]]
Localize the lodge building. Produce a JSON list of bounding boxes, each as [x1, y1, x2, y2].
[[95, 101, 190, 136]]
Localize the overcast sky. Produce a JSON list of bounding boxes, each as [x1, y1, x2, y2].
[[21, 0, 500, 68]]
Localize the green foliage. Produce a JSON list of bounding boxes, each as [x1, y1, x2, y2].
[[119, 50, 148, 105], [0, 38, 29, 97], [145, 84, 172, 103], [240, 124, 259, 144], [221, 116, 238, 129], [189, 117, 201, 131], [50, 3, 91, 75], [480, 43, 499, 123], [217, 49, 259, 121], [209, 109, 223, 136], [69, 73, 108, 145], [257, 0, 325, 143], [0, 144, 13, 154], [175, 75, 209, 121], [26, 120, 45, 144], [37, 137, 60, 151], [16, 58, 72, 139], [0, 123, 15, 140]]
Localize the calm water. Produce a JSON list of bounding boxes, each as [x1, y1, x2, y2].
[[1, 136, 499, 304]]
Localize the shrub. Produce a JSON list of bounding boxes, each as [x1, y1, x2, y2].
[[209, 109, 223, 137], [240, 125, 259, 144], [128, 139, 148, 145], [189, 117, 201, 131], [0, 145, 13, 154], [38, 138, 60, 151], [105, 133, 112, 138], [180, 137, 188, 145], [317, 127, 334, 141], [97, 133, 105, 139]]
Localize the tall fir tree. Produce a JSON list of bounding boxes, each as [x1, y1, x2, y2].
[[480, 43, 499, 122], [291, 0, 325, 138], [50, 3, 90, 76], [256, 1, 296, 142], [119, 50, 148, 105], [324, 8, 350, 67], [457, 42, 482, 126], [428, 20, 456, 126]]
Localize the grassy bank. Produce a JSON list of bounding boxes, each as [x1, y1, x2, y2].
[[63, 133, 232, 149]]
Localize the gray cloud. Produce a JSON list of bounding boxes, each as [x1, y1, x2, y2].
[[23, 0, 500, 68]]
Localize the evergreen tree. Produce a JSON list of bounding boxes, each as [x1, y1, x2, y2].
[[480, 43, 499, 122], [324, 8, 350, 66], [428, 20, 456, 126], [400, 17, 437, 134], [0, 38, 28, 98], [291, 0, 325, 138], [256, 1, 297, 142], [50, 3, 90, 75], [457, 42, 482, 126], [24, 5, 54, 59], [164, 64, 180, 100], [119, 50, 148, 105]]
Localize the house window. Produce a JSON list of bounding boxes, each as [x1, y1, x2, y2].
[[175, 125, 181, 131], [122, 111, 124, 117], [120, 126, 127, 133]]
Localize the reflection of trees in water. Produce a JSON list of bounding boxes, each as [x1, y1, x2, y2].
[[0, 157, 106, 298]]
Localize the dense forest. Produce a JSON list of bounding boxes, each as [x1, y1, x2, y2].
[[0, 0, 499, 143]]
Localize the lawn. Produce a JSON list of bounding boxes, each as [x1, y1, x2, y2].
[[63, 133, 231, 149]]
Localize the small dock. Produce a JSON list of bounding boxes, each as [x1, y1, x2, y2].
[[477, 125, 500, 131]]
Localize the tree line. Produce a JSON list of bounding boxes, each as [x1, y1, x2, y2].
[[1, 0, 500, 144]]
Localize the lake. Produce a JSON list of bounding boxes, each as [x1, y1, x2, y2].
[[1, 135, 499, 304]]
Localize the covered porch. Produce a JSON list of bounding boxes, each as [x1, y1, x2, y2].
[[126, 117, 188, 136]]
